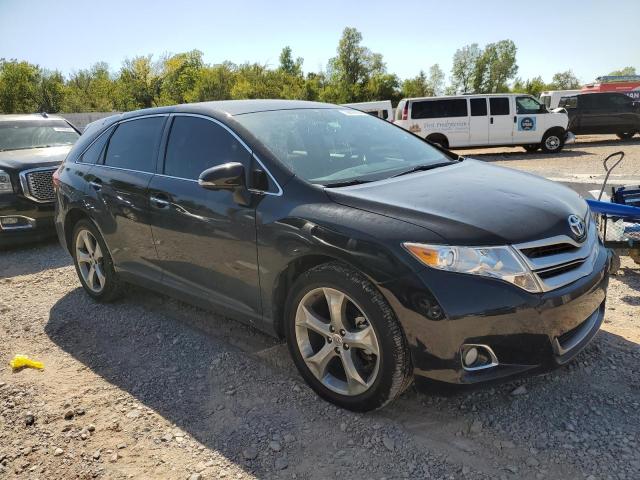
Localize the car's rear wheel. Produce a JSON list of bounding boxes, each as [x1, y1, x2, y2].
[[72, 219, 123, 302], [541, 131, 564, 153], [523, 144, 540, 153], [616, 131, 637, 140], [285, 262, 412, 411]]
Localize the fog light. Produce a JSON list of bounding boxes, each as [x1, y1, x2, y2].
[[463, 347, 478, 367], [0, 215, 34, 230], [461, 344, 498, 371]]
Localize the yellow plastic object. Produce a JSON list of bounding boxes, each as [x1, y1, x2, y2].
[[9, 355, 44, 370]]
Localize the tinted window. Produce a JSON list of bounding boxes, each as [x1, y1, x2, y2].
[[470, 98, 487, 116], [609, 94, 632, 107], [104, 117, 165, 172], [80, 127, 113, 164], [516, 96, 543, 114], [411, 99, 468, 119], [489, 98, 510, 115], [0, 120, 78, 152], [164, 116, 248, 180]]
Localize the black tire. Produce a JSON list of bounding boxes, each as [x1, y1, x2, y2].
[[616, 131, 637, 140], [523, 144, 540, 153], [426, 135, 449, 149], [72, 219, 123, 302], [284, 262, 412, 411], [540, 130, 565, 153]]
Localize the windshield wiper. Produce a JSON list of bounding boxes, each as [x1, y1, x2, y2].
[[391, 161, 456, 178], [323, 179, 373, 188]]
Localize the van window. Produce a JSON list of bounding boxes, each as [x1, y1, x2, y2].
[[541, 96, 551, 108], [470, 98, 487, 116], [164, 116, 248, 180], [559, 97, 577, 109], [411, 99, 468, 119], [489, 98, 510, 115], [609, 94, 632, 107], [516, 96, 543, 114], [104, 117, 165, 172]]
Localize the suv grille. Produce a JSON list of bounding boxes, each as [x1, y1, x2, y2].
[[513, 217, 599, 292], [20, 168, 57, 203]]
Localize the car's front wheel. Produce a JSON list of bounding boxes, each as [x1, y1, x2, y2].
[[72, 219, 123, 302], [616, 131, 637, 140], [285, 262, 412, 411], [541, 130, 565, 153]]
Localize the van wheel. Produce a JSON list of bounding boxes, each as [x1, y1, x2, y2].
[[72, 219, 123, 302], [616, 131, 637, 140], [426, 135, 449, 149], [523, 144, 540, 153], [285, 262, 412, 411], [541, 131, 564, 153]]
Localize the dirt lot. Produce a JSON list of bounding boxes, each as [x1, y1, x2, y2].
[[0, 134, 639, 480]]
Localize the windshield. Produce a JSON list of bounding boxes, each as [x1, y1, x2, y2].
[[234, 108, 452, 185], [0, 120, 79, 152]]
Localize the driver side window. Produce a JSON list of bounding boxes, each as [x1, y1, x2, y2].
[[516, 97, 543, 114]]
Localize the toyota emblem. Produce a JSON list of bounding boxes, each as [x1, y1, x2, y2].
[[568, 214, 585, 239]]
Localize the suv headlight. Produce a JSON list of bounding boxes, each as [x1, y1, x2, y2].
[[0, 169, 12, 194], [403, 243, 541, 293]]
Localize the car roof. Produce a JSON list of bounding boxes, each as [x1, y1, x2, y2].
[[119, 99, 340, 121], [0, 113, 69, 122], [402, 93, 525, 102]]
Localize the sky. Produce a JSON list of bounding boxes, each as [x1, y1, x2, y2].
[[0, 0, 638, 85]]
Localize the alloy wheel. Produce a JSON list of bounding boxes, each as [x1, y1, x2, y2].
[[294, 287, 380, 396], [75, 229, 106, 293]]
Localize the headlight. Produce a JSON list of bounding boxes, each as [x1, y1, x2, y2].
[[0, 169, 12, 194], [403, 243, 541, 293]]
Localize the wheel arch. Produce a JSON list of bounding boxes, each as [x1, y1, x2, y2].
[[63, 208, 91, 254], [425, 133, 449, 149]]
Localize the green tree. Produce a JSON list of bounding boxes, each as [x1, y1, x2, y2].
[[473, 40, 518, 93], [63, 62, 116, 112], [428, 64, 445, 96], [187, 62, 236, 102], [450, 43, 481, 93], [160, 50, 204, 104], [35, 70, 65, 113], [0, 59, 39, 113], [607, 66, 637, 77], [549, 70, 581, 89], [115, 55, 163, 110], [401, 70, 429, 98], [278, 46, 303, 77]]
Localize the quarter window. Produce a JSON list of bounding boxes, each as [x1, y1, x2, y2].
[[104, 117, 165, 172], [411, 99, 468, 119], [489, 98, 510, 115], [164, 116, 249, 180], [470, 98, 487, 116], [80, 127, 113, 164]]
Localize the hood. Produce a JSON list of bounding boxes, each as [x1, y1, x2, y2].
[[325, 159, 589, 245], [0, 145, 72, 171]]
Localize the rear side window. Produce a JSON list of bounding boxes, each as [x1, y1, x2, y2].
[[411, 99, 468, 119], [80, 127, 113, 164], [470, 98, 487, 116], [164, 116, 249, 180], [559, 97, 577, 109], [489, 98, 510, 115], [104, 117, 165, 172]]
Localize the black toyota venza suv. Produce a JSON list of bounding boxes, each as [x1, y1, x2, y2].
[[54, 100, 610, 411], [1, 114, 80, 246]]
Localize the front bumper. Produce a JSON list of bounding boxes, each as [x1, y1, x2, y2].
[[379, 243, 610, 384], [564, 131, 576, 145], [0, 194, 56, 247]]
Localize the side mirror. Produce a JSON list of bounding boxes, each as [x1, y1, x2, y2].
[[198, 162, 246, 191]]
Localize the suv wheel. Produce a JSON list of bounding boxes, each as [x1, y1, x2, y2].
[[285, 262, 412, 411], [616, 131, 637, 140], [541, 131, 564, 153], [72, 219, 123, 302]]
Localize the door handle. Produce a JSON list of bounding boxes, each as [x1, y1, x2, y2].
[[490, 117, 494, 124], [513, 116, 517, 123], [89, 179, 102, 191], [150, 194, 170, 208]]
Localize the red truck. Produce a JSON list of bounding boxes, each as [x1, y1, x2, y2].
[[582, 75, 640, 101]]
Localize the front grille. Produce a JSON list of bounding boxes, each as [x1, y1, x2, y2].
[[513, 217, 599, 292], [20, 168, 56, 203]]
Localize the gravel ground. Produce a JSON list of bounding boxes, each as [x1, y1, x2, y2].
[[1, 136, 639, 479]]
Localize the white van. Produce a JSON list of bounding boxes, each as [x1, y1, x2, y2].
[[540, 90, 581, 109], [342, 100, 393, 121], [394, 94, 572, 153]]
